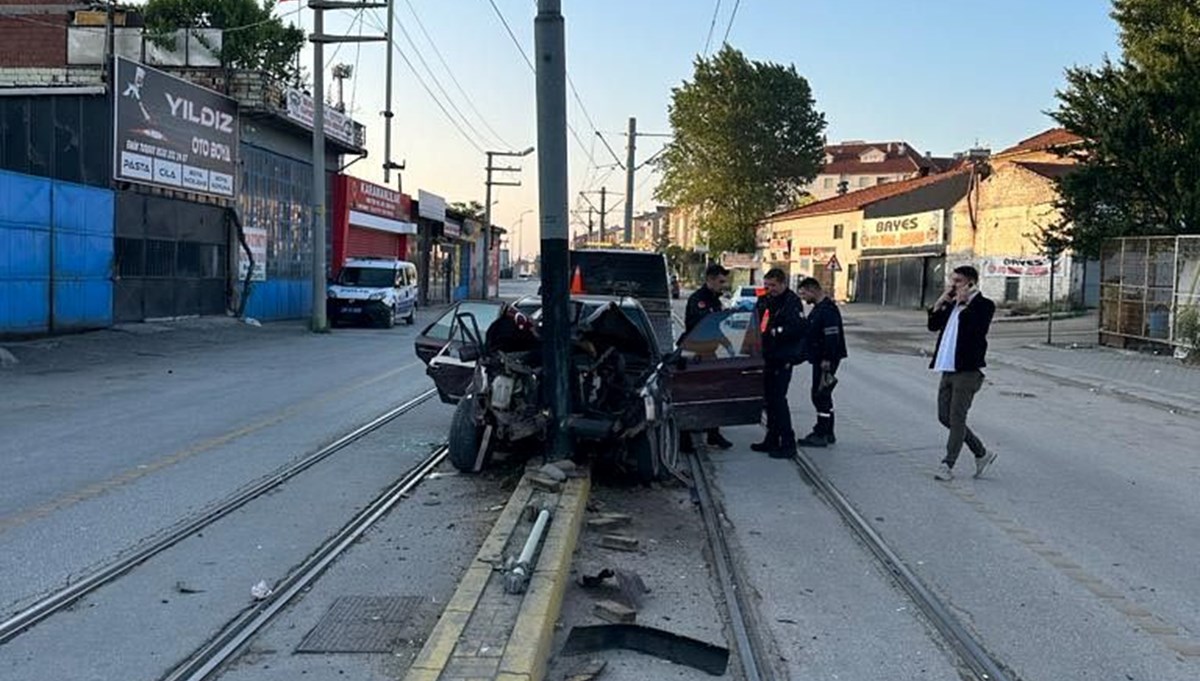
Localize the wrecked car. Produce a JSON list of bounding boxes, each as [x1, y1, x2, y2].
[[414, 251, 766, 480]]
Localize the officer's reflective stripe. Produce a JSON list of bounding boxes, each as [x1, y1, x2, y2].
[[760, 309, 771, 333], [824, 327, 840, 335]]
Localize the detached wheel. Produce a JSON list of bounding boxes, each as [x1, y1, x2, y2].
[[448, 397, 491, 473]]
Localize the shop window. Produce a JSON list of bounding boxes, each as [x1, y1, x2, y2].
[[851, 232, 858, 249]]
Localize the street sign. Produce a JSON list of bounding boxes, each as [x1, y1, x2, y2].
[[827, 254, 843, 272]]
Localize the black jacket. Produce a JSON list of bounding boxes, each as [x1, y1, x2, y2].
[[928, 293, 996, 371], [684, 285, 723, 334], [756, 289, 807, 365], [805, 297, 848, 363]]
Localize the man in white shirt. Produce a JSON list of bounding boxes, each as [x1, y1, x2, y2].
[[927, 266, 997, 481]]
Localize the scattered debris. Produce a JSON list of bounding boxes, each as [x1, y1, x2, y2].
[[563, 657, 607, 681], [251, 580, 273, 600], [422, 500, 442, 507], [578, 568, 616, 588], [538, 463, 568, 482], [562, 624, 729, 676], [175, 581, 204, 595], [614, 569, 650, 608], [599, 534, 639, 552], [593, 599, 637, 624], [551, 459, 579, 474], [586, 513, 632, 531], [529, 473, 564, 493]]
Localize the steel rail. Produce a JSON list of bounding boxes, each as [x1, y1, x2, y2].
[[792, 451, 1015, 681], [0, 389, 438, 644], [161, 445, 449, 681]]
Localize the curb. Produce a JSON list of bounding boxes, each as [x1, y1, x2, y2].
[[404, 472, 590, 681]]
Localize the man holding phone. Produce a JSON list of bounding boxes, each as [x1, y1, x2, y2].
[[928, 265, 997, 481]]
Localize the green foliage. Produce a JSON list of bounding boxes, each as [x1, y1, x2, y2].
[[1050, 0, 1200, 256], [655, 46, 826, 255], [450, 201, 486, 222], [1176, 305, 1200, 361], [144, 0, 304, 81]]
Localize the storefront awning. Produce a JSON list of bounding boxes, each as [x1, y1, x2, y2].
[[858, 245, 946, 260], [349, 210, 418, 235]]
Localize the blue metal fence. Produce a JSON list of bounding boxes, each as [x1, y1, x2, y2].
[[0, 169, 114, 336]]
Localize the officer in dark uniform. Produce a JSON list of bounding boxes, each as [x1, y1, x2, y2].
[[752, 268, 807, 459], [796, 277, 847, 447], [681, 263, 734, 452]]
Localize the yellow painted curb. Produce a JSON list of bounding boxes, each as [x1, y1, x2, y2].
[[404, 476, 534, 679], [498, 475, 591, 681]]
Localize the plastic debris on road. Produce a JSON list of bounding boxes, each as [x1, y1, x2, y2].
[[251, 580, 273, 600]]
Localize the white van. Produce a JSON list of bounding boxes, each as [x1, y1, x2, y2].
[[326, 257, 420, 328]]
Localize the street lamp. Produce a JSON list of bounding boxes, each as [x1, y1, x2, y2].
[[515, 208, 534, 265], [484, 146, 534, 298]]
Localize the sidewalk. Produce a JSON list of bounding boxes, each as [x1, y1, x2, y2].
[[843, 303, 1200, 414]]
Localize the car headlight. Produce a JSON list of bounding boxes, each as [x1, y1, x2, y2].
[[368, 291, 387, 301]]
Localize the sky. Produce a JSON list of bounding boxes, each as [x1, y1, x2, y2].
[[285, 0, 1122, 258]]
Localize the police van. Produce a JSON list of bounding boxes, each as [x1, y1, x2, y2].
[[326, 257, 419, 328]]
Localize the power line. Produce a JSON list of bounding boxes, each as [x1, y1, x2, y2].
[[722, 0, 743, 44], [387, 7, 499, 148], [403, 0, 513, 149], [366, 11, 485, 154], [703, 0, 722, 55], [325, 9, 365, 70], [482, 0, 601, 172]]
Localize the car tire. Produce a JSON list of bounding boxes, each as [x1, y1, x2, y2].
[[405, 304, 416, 325], [629, 429, 661, 484], [383, 304, 396, 329], [448, 397, 489, 473]]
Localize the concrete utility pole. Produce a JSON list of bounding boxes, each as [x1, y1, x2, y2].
[[483, 148, 533, 299], [588, 206, 594, 240], [535, 0, 570, 462], [599, 186, 607, 236], [310, 0, 386, 333], [623, 116, 636, 242]]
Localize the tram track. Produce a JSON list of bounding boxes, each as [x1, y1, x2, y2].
[[0, 388, 439, 646]]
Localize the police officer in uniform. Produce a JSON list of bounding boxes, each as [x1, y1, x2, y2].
[[796, 277, 847, 447], [752, 268, 807, 459], [681, 263, 735, 452]]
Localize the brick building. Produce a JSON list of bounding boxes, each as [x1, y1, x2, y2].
[[803, 140, 951, 201]]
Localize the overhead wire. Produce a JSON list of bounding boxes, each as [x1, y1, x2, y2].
[[722, 0, 743, 45], [387, 9, 500, 149], [703, 0, 722, 55], [366, 11, 485, 154], [403, 0, 513, 149]]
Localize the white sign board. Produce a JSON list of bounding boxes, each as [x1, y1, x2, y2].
[[284, 88, 357, 148], [860, 210, 944, 250], [418, 190, 447, 222], [239, 226, 268, 282]]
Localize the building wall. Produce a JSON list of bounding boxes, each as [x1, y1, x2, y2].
[[0, 1, 68, 67], [765, 209, 862, 301], [947, 162, 1073, 304], [807, 171, 917, 200]]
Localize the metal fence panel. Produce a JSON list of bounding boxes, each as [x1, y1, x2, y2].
[[1100, 235, 1200, 349]]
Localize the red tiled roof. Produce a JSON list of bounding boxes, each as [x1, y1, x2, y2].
[[1014, 161, 1076, 180], [767, 169, 971, 222], [820, 140, 938, 176], [996, 128, 1083, 157]]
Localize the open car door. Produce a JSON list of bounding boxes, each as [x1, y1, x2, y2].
[[665, 309, 765, 431], [414, 302, 502, 404]]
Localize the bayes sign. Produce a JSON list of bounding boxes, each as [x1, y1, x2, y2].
[[860, 210, 944, 250], [113, 57, 239, 198]]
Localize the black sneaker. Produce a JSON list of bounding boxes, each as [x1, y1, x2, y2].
[[797, 433, 829, 448], [750, 440, 775, 453], [707, 432, 734, 450], [769, 447, 798, 459]]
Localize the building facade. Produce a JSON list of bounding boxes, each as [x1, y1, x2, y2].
[[803, 140, 949, 201]]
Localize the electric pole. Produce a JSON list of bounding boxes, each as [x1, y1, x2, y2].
[[588, 206, 594, 240], [309, 0, 386, 333], [483, 147, 533, 299], [600, 186, 607, 238], [536, 0, 570, 462], [623, 116, 636, 242]]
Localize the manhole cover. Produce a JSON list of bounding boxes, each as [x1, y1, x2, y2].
[[296, 595, 423, 653]]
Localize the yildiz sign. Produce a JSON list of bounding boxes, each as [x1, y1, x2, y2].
[[112, 57, 239, 198]]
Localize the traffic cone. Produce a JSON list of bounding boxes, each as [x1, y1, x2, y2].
[[570, 266, 585, 295]]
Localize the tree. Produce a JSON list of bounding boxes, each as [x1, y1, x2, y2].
[[144, 0, 305, 82], [449, 200, 486, 222], [655, 46, 826, 254], [1050, 0, 1200, 255]]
